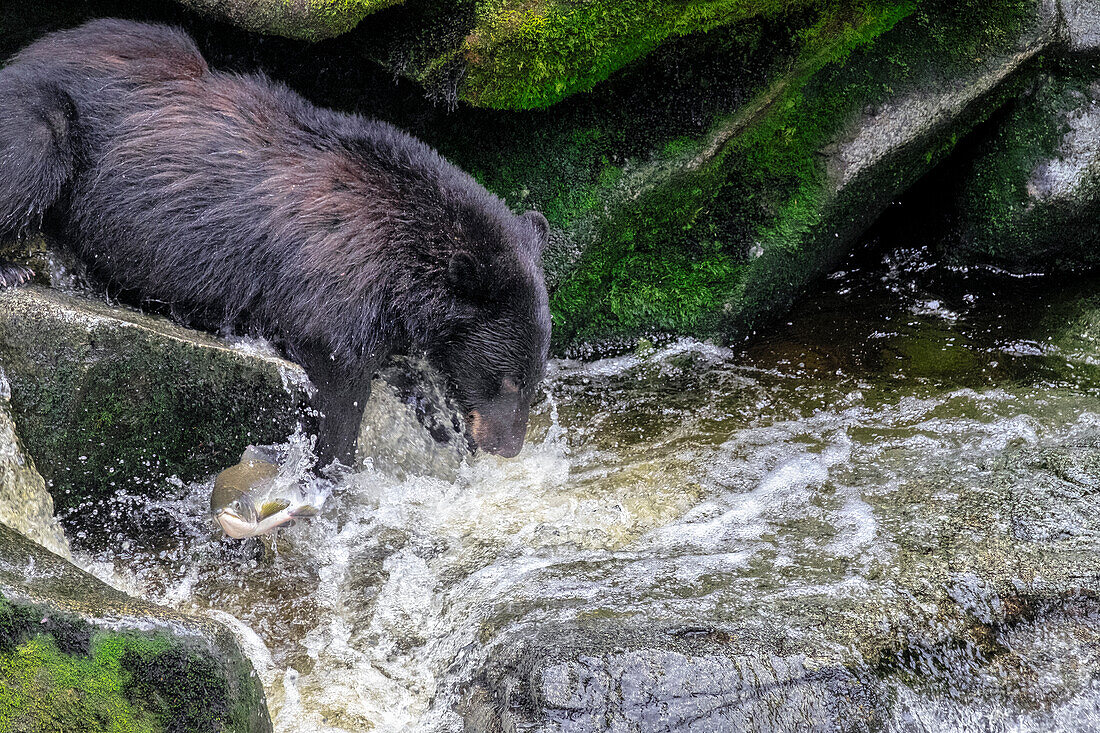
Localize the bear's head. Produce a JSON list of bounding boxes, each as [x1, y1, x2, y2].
[[434, 209, 551, 458]]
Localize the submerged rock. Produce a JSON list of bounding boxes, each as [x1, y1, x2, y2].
[[454, 436, 1100, 731], [462, 623, 891, 732], [0, 522, 271, 731]]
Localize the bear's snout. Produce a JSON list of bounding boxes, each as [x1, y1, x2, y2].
[[468, 401, 530, 458]]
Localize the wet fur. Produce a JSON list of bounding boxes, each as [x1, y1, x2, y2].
[[0, 19, 551, 466]]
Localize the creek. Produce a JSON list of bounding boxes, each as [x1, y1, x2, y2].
[[68, 238, 1100, 731]]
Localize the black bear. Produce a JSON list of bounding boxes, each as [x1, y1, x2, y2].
[[0, 19, 550, 464]]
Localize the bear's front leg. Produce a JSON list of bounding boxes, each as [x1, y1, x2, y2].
[[293, 347, 376, 470], [311, 380, 372, 469]]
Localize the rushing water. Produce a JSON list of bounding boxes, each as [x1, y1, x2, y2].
[[69, 240, 1100, 731]]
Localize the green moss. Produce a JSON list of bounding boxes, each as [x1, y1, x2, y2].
[[457, 0, 822, 109], [282, 0, 404, 40], [0, 598, 268, 733], [951, 60, 1100, 270], [724, 0, 1039, 327], [0, 634, 161, 733], [545, 0, 915, 345], [551, 171, 746, 342]]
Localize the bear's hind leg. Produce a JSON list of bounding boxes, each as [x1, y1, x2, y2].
[[0, 73, 78, 239]]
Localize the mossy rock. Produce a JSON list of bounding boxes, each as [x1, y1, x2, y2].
[[948, 64, 1100, 271], [421, 0, 1052, 347], [367, 0, 834, 110], [0, 523, 271, 732], [0, 286, 310, 520], [174, 0, 400, 41]]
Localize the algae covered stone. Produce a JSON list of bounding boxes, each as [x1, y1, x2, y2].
[[950, 66, 1100, 270], [175, 0, 401, 41], [438, 0, 1052, 346], [0, 522, 271, 731], [398, 0, 826, 110], [0, 286, 310, 516]]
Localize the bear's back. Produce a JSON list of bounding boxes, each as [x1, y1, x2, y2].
[[6, 19, 541, 367], [9, 19, 208, 90]]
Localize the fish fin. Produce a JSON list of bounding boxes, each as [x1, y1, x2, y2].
[[289, 504, 320, 518], [258, 498, 291, 520]]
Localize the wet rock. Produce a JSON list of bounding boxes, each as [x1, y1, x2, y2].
[[461, 624, 890, 732], [1060, 0, 1100, 51], [453, 434, 1100, 730], [0, 368, 69, 558], [0, 285, 311, 519], [0, 522, 272, 731], [950, 67, 1100, 270], [358, 357, 470, 481]]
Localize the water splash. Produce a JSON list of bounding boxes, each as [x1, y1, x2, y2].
[[68, 248, 1100, 731]]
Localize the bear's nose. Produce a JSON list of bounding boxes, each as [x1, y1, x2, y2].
[[468, 408, 526, 458], [492, 432, 524, 458]]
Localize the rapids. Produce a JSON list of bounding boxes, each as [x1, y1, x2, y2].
[[69, 240, 1100, 731]]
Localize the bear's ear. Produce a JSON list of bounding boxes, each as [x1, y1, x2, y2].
[[522, 210, 549, 257], [447, 250, 488, 298]]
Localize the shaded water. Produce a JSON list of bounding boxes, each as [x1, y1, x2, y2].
[[71, 240, 1100, 731]]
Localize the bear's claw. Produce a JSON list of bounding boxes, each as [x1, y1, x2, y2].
[[0, 263, 34, 289]]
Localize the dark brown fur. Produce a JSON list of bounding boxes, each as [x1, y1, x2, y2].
[[0, 19, 551, 465]]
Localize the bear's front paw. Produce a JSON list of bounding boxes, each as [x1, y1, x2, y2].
[[0, 263, 34, 289]]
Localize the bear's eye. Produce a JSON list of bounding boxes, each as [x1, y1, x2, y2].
[[501, 377, 520, 394]]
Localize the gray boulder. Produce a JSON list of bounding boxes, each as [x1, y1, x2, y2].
[[1060, 0, 1100, 50], [0, 368, 69, 558]]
